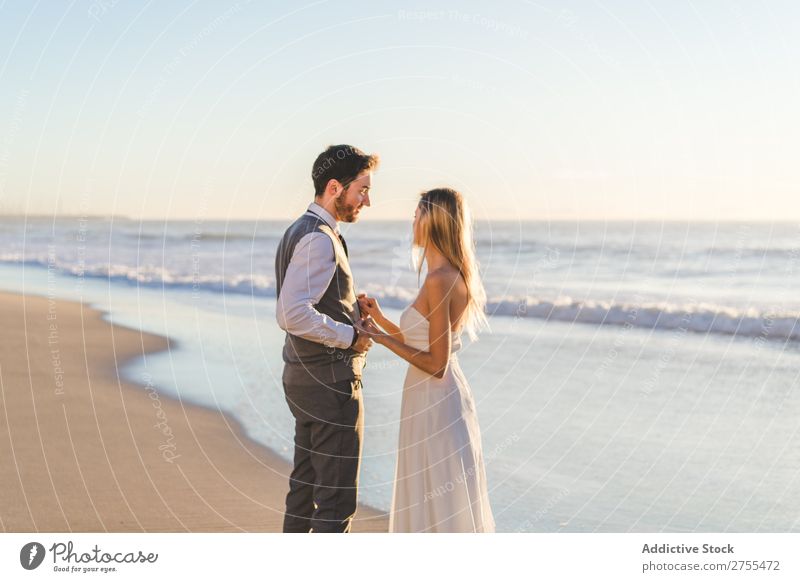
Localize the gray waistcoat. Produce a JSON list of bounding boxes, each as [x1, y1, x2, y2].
[[275, 212, 365, 385]]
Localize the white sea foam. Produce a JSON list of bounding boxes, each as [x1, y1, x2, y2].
[[4, 254, 795, 342], [488, 296, 800, 341], [3, 217, 799, 342]]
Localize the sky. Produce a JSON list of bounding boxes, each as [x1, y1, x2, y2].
[[0, 0, 798, 221]]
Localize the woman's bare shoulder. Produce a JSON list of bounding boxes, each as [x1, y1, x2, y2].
[[424, 267, 466, 300], [423, 268, 452, 291]]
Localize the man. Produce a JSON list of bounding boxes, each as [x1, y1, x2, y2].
[[275, 144, 379, 532]]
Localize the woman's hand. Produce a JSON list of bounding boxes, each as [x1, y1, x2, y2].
[[356, 294, 404, 342], [357, 293, 385, 322], [354, 315, 387, 345]]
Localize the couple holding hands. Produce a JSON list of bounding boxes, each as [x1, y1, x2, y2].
[[275, 144, 494, 533]]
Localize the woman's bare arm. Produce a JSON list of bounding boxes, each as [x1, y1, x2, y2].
[[357, 294, 403, 340], [372, 311, 403, 339], [357, 272, 452, 379]]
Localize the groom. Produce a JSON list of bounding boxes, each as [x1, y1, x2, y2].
[[275, 144, 379, 532]]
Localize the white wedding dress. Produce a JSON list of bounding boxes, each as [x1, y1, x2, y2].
[[389, 304, 495, 532]]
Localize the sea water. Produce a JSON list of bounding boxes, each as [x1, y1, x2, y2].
[[1, 217, 799, 532]]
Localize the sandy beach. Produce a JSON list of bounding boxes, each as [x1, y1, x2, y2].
[[0, 291, 388, 533]]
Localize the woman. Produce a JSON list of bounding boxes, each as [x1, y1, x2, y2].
[[355, 188, 495, 533]]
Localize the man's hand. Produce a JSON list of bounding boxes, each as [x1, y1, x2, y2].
[[354, 316, 386, 348], [351, 320, 374, 353]]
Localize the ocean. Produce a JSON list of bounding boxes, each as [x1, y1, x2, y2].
[[1, 216, 799, 532]]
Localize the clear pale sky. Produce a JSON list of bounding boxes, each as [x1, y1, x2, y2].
[[0, 0, 798, 221]]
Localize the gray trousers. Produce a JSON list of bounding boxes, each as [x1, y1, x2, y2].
[[282, 377, 364, 533]]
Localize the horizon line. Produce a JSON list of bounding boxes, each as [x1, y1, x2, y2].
[[2, 213, 800, 224]]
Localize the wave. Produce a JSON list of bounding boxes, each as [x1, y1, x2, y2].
[[0, 255, 276, 297], [336, 283, 800, 342], [0, 228, 281, 243], [3, 256, 797, 341], [126, 232, 281, 243], [488, 296, 800, 342]]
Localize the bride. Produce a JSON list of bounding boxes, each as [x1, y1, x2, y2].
[[355, 187, 495, 533]]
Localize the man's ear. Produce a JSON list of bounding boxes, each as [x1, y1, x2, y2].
[[326, 178, 343, 198]]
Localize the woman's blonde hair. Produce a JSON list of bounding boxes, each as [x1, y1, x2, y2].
[[415, 188, 489, 340]]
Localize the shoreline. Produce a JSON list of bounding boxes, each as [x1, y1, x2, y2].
[[0, 291, 388, 532]]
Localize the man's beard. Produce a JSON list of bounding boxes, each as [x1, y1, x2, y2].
[[335, 196, 360, 222]]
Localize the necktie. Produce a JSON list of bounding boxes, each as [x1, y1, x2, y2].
[[337, 233, 349, 258]]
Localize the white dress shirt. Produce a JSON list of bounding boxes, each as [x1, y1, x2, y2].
[[276, 202, 356, 349]]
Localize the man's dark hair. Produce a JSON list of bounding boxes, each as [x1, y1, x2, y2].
[[311, 144, 379, 197]]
